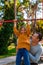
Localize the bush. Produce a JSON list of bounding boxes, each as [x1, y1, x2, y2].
[[0, 22, 14, 54]]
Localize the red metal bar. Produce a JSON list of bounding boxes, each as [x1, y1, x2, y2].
[[20, 19, 43, 21], [0, 19, 43, 23], [4, 20, 14, 22]]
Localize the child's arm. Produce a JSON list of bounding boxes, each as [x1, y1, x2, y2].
[[26, 22, 31, 36], [13, 20, 20, 37]]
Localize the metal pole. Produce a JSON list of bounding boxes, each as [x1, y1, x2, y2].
[[14, 0, 16, 19], [42, 0, 43, 18]]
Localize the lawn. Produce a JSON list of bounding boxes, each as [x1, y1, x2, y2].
[[0, 43, 16, 59]]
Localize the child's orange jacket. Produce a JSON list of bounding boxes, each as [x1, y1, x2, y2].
[[13, 24, 31, 51]]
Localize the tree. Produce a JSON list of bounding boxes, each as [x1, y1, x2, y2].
[[0, 0, 15, 54], [36, 20, 43, 36], [0, 0, 4, 19], [0, 0, 43, 54]]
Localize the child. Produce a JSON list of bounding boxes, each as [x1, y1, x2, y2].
[[13, 20, 31, 65]]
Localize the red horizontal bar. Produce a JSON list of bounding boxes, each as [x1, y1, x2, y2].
[[0, 20, 17, 23], [0, 19, 43, 23], [21, 19, 43, 21], [4, 20, 13, 22]]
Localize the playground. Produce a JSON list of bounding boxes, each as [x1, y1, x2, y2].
[[0, 0, 43, 65]]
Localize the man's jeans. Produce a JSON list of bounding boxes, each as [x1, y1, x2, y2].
[[16, 48, 30, 65]]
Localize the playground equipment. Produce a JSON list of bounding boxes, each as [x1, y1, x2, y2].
[[0, 19, 43, 33], [0, 19, 43, 23]]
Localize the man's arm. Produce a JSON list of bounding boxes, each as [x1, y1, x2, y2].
[[29, 48, 42, 63]]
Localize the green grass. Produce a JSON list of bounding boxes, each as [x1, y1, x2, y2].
[[0, 43, 16, 59]]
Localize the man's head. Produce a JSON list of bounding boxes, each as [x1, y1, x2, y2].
[[32, 32, 42, 43]]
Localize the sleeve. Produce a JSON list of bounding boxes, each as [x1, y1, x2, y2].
[[13, 27, 20, 37], [26, 24, 31, 36], [29, 48, 42, 63]]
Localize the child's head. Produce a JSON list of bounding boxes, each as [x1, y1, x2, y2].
[[19, 26, 26, 34]]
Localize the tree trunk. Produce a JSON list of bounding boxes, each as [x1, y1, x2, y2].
[[14, 0, 16, 19]]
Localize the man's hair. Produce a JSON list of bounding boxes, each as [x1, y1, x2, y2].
[[37, 32, 42, 41]]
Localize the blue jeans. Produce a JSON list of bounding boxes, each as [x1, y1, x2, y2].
[[16, 48, 30, 65]]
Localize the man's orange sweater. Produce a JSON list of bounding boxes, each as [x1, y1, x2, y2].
[[14, 24, 31, 51]]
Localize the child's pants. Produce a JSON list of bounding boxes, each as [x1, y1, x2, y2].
[[16, 48, 30, 65]]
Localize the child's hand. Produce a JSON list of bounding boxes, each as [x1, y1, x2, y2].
[[13, 19, 17, 27], [13, 19, 17, 22]]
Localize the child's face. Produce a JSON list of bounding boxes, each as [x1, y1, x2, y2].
[[20, 27, 26, 34]]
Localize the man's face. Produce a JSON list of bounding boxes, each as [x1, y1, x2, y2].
[[32, 33, 39, 43]]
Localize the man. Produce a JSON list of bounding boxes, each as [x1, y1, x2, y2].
[[22, 32, 42, 65], [29, 32, 42, 65]]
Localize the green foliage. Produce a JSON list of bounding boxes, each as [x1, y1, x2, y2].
[[0, 43, 16, 58], [0, 0, 43, 55], [16, 0, 30, 20], [0, 22, 14, 54], [17, 21, 26, 30], [36, 20, 43, 36], [3, 3, 14, 20], [0, 1, 16, 54]]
